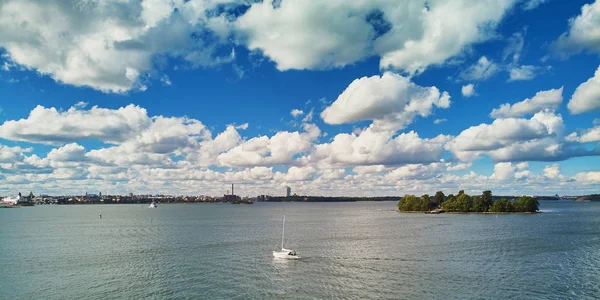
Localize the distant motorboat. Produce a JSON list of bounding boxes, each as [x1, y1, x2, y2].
[[273, 215, 300, 259], [149, 201, 158, 208]]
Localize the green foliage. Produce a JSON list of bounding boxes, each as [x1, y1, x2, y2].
[[434, 191, 445, 205], [482, 190, 493, 209], [513, 196, 539, 212], [443, 193, 473, 212], [489, 199, 513, 212], [402, 191, 539, 213], [420, 194, 430, 211], [471, 197, 487, 212], [398, 194, 430, 212]]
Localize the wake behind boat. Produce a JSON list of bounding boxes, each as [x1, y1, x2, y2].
[[273, 215, 300, 259]]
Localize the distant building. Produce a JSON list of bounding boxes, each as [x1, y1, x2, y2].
[[286, 186, 291, 197]]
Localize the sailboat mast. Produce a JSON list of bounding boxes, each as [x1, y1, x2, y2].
[[281, 215, 285, 250]]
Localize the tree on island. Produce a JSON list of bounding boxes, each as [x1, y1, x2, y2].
[[489, 199, 513, 212], [434, 191, 445, 206], [399, 191, 539, 213], [398, 194, 430, 212], [471, 196, 487, 212], [482, 190, 493, 209]]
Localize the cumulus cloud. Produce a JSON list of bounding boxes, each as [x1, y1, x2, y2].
[[321, 72, 450, 131], [377, 0, 517, 73], [543, 164, 561, 179], [462, 84, 476, 97], [567, 125, 600, 143], [47, 143, 88, 162], [277, 166, 316, 182], [491, 162, 515, 181], [235, 0, 517, 74], [0, 0, 235, 93], [0, 104, 152, 145], [490, 87, 563, 118], [568, 65, 600, 114], [573, 171, 600, 184], [290, 109, 304, 117], [0, 144, 31, 163], [447, 109, 581, 162], [554, 0, 600, 55], [312, 126, 450, 168], [458, 56, 500, 81], [217, 124, 320, 167], [0, 0, 521, 92], [434, 119, 447, 125]]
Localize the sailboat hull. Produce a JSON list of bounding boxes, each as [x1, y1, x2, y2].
[[273, 251, 300, 259]]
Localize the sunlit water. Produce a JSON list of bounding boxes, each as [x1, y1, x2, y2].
[[1, 201, 599, 299]]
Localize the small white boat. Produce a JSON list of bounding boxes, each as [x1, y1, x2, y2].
[[149, 201, 157, 208], [273, 215, 300, 259]]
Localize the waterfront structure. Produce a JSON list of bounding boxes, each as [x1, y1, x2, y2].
[[1, 192, 29, 205]]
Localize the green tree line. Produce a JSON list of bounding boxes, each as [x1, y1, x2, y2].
[[398, 190, 539, 213]]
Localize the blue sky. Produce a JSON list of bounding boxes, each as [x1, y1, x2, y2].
[[0, 0, 599, 196]]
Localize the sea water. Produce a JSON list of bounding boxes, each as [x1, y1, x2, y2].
[[1, 201, 598, 299]]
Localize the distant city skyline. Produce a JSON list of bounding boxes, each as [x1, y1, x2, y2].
[[0, 0, 599, 196]]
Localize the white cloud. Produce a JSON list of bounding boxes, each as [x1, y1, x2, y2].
[[290, 109, 304, 117], [508, 65, 541, 81], [568, 65, 600, 114], [569, 125, 600, 143], [458, 56, 499, 81], [321, 72, 450, 131], [47, 143, 88, 162], [447, 110, 575, 162], [277, 166, 315, 182], [312, 126, 449, 168], [0, 0, 234, 93], [235, 0, 517, 74], [235, 123, 249, 130], [516, 162, 529, 170], [543, 164, 561, 179], [434, 119, 447, 125], [235, 1, 375, 71], [462, 84, 476, 97], [573, 171, 600, 184], [503, 31, 525, 64], [377, 0, 517, 73], [554, 0, 600, 55], [490, 87, 563, 118], [491, 162, 515, 181], [0, 144, 31, 163], [580, 126, 600, 143], [523, 0, 548, 11], [217, 124, 320, 167], [0, 104, 152, 145]]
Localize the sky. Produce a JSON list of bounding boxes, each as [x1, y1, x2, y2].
[[0, 0, 599, 197]]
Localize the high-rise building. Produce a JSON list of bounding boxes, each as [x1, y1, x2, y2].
[[286, 186, 291, 197]]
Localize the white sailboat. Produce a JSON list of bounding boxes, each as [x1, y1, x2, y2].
[[149, 200, 157, 208], [273, 215, 300, 259]]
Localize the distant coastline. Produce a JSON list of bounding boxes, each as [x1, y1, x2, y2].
[[2, 193, 598, 207]]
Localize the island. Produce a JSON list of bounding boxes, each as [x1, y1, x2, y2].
[[398, 190, 540, 214]]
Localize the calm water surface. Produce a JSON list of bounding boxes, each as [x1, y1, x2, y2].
[[1, 201, 599, 299]]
